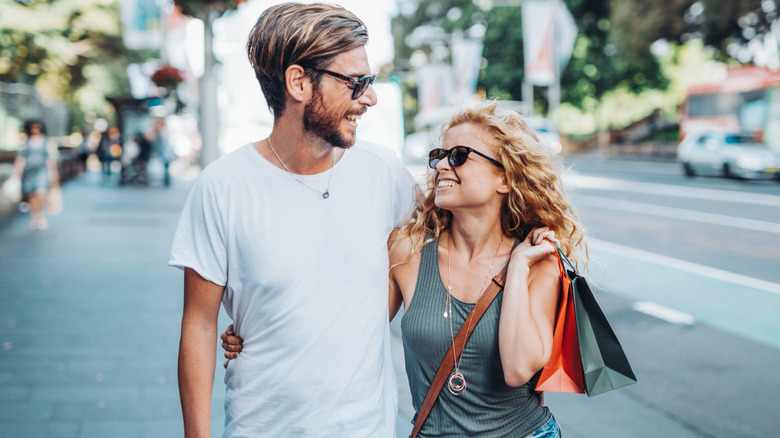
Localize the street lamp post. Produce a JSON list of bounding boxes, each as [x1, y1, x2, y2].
[[199, 8, 219, 168], [174, 0, 244, 168]]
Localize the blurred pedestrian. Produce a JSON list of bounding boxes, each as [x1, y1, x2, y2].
[[169, 3, 416, 437], [136, 131, 153, 185], [76, 128, 93, 173], [119, 132, 139, 186], [97, 126, 121, 183], [120, 132, 152, 186], [151, 117, 172, 186], [12, 120, 59, 230]]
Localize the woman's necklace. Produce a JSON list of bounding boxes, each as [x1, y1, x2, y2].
[[444, 232, 503, 396], [267, 137, 335, 199]]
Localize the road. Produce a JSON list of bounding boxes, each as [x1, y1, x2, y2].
[[396, 155, 780, 437]]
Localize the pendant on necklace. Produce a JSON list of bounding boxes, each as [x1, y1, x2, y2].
[[444, 284, 453, 318], [448, 371, 466, 396], [322, 190, 329, 199]]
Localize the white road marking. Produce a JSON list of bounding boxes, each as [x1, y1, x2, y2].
[[590, 238, 780, 296], [632, 301, 696, 325], [565, 172, 780, 207], [578, 195, 780, 234]]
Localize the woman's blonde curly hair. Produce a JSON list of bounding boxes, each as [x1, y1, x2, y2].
[[398, 101, 587, 268]]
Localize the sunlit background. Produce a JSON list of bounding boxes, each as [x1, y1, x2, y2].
[[1, 1, 780, 438], [3, 0, 780, 165]]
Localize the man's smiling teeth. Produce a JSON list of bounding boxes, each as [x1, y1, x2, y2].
[[438, 180, 458, 188], [346, 114, 361, 121]]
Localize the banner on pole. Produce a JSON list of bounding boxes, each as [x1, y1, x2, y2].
[[451, 32, 484, 104], [522, 0, 577, 86]]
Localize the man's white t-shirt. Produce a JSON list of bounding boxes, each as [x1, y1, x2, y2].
[[170, 142, 417, 437]]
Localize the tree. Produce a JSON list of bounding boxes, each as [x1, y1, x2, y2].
[[172, 0, 246, 166], [173, 0, 244, 19], [562, 0, 670, 108], [608, 0, 774, 63], [391, 0, 671, 118], [0, 0, 151, 131]]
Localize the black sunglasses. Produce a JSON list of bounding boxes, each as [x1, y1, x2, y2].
[[308, 66, 377, 100], [428, 146, 504, 169]]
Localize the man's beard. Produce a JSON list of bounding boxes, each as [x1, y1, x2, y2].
[[303, 85, 354, 149]]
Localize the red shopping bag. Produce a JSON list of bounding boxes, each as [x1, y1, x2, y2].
[[535, 243, 585, 394]]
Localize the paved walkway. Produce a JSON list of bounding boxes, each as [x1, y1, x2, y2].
[[0, 171, 220, 437]]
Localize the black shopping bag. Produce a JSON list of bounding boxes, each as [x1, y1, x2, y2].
[[570, 274, 637, 396]]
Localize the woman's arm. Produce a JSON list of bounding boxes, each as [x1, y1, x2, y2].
[[498, 233, 560, 387], [12, 155, 25, 179], [178, 268, 224, 438], [388, 230, 422, 322], [388, 230, 404, 322], [47, 156, 59, 186]]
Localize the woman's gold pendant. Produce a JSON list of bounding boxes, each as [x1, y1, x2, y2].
[[448, 371, 466, 396]]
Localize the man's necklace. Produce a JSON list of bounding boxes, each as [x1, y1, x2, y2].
[[267, 137, 335, 199], [444, 232, 503, 396]]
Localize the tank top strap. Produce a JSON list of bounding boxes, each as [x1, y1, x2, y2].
[[418, 233, 438, 271], [414, 233, 442, 299]]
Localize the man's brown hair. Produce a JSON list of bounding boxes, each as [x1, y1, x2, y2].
[[247, 3, 369, 117]]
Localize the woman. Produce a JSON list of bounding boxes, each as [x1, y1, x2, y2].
[[222, 102, 587, 436], [12, 120, 59, 230]]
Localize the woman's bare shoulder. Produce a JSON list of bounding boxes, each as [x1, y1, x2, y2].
[[389, 230, 416, 265]]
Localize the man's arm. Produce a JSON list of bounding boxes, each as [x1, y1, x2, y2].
[[178, 268, 224, 437]]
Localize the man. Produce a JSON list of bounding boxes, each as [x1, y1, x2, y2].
[[170, 3, 417, 437]]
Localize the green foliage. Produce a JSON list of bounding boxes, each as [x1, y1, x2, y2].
[[0, 0, 145, 131], [609, 0, 692, 61], [480, 6, 525, 100], [174, 0, 242, 18], [558, 39, 727, 135], [561, 0, 671, 108], [607, 0, 764, 62], [694, 0, 757, 52], [394, 0, 780, 136], [392, 0, 673, 125]]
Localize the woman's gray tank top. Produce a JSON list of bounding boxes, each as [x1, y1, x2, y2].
[[401, 236, 551, 437]]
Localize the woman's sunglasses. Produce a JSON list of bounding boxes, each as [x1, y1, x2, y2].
[[309, 66, 377, 100], [428, 146, 504, 169]]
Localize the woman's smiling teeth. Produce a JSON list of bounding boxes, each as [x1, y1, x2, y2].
[[437, 179, 458, 188]]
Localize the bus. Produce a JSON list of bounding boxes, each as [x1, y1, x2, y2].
[[680, 65, 780, 151]]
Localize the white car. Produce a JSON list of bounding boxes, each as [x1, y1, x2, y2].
[[676, 131, 780, 180]]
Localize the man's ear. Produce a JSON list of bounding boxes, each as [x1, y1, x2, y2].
[[284, 64, 310, 103]]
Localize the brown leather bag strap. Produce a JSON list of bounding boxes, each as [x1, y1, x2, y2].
[[409, 266, 508, 438]]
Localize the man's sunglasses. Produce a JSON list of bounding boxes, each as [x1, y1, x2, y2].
[[428, 146, 504, 169], [309, 66, 377, 100]]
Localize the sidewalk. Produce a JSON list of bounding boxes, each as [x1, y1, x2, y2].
[[0, 170, 415, 437], [0, 171, 204, 437]]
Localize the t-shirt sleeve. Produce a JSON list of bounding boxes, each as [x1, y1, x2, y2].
[[168, 171, 228, 286]]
